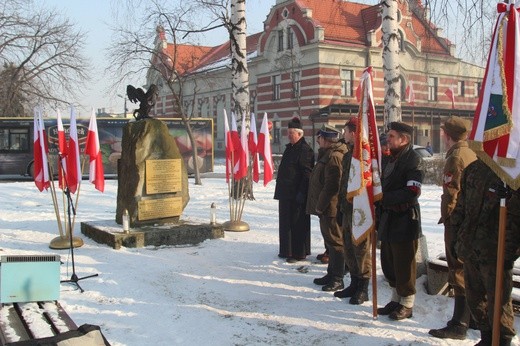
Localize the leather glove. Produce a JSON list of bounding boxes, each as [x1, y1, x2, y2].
[[295, 192, 306, 205], [336, 210, 343, 227], [489, 182, 512, 199], [504, 260, 514, 270]]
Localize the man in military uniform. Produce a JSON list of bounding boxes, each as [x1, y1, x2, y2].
[[376, 122, 424, 320], [307, 125, 348, 292], [451, 160, 520, 345], [429, 116, 477, 340], [334, 117, 371, 304]]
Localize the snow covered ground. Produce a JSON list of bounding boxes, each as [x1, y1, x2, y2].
[[0, 164, 519, 345]]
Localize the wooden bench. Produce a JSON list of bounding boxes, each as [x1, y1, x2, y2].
[[0, 301, 77, 345]]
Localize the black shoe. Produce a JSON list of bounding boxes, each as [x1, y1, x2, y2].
[[278, 254, 289, 259], [389, 304, 413, 320], [313, 275, 331, 286], [377, 301, 400, 315], [428, 322, 467, 340], [322, 280, 344, 292], [334, 277, 358, 298], [349, 289, 369, 305]]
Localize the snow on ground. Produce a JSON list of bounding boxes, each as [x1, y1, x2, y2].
[[0, 166, 519, 345]]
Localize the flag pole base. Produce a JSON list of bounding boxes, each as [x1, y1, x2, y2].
[[222, 220, 249, 232], [49, 235, 84, 249]]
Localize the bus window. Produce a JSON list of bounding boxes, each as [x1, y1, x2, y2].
[[0, 128, 30, 151], [0, 129, 8, 150]]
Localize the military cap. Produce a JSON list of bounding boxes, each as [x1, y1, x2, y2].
[[389, 121, 413, 136], [441, 116, 469, 141], [317, 124, 341, 140], [288, 117, 302, 129], [344, 117, 358, 131]]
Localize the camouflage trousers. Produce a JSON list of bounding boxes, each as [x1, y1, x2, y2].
[[444, 224, 466, 296], [464, 259, 516, 339]]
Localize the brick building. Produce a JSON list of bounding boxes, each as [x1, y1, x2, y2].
[[147, 0, 484, 155]]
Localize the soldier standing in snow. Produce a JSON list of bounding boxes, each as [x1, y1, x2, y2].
[[429, 116, 477, 340], [376, 122, 424, 320], [450, 159, 520, 346]]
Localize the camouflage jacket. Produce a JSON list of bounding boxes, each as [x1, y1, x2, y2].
[[451, 159, 520, 265]]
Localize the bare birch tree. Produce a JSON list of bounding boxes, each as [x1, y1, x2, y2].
[[0, 0, 89, 116]]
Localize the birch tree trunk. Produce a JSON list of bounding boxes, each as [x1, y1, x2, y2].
[[229, 0, 254, 200], [381, 0, 402, 125]]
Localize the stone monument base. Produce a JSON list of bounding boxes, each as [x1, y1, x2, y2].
[[80, 220, 224, 250]]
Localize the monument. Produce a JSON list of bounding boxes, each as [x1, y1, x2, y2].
[[80, 85, 223, 249]]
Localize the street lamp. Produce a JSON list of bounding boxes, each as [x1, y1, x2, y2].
[[116, 94, 128, 118]]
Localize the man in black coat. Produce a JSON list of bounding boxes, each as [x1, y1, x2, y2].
[[376, 122, 424, 320], [274, 117, 315, 262]]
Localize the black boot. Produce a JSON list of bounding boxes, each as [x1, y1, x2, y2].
[[474, 330, 492, 346], [428, 296, 469, 340], [500, 337, 512, 346], [322, 279, 344, 292], [349, 278, 369, 305], [334, 276, 358, 298]]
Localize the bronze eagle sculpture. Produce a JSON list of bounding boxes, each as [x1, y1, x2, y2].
[[126, 84, 159, 120]]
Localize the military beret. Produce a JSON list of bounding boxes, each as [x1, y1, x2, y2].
[[288, 117, 302, 129], [389, 122, 413, 136], [344, 117, 358, 131], [441, 116, 469, 141], [318, 124, 341, 140]]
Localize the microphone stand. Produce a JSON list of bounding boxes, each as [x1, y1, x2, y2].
[[58, 154, 98, 292]]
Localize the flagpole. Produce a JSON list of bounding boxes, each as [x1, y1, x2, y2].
[[71, 156, 87, 233], [47, 160, 65, 238], [492, 194, 507, 346], [371, 229, 378, 319]]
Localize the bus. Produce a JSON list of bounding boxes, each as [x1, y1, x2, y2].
[[0, 117, 214, 176]]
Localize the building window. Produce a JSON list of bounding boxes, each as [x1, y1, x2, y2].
[[287, 28, 294, 50], [278, 30, 284, 52], [475, 81, 482, 97], [292, 71, 300, 98], [398, 30, 405, 51], [428, 77, 438, 101], [341, 69, 353, 97], [424, 129, 429, 137], [458, 81, 465, 97], [273, 75, 281, 100]]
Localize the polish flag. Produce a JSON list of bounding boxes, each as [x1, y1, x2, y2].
[[445, 86, 455, 109], [238, 112, 249, 181], [66, 106, 81, 193], [84, 108, 105, 192], [406, 81, 416, 106], [33, 107, 50, 192], [56, 109, 67, 190], [230, 112, 247, 180], [258, 113, 274, 186], [248, 113, 260, 183], [223, 109, 235, 183]]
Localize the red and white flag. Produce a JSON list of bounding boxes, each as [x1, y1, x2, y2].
[[445, 86, 455, 109], [469, 2, 520, 190], [66, 106, 81, 193], [347, 67, 382, 244], [406, 81, 416, 106], [238, 112, 249, 180], [84, 108, 105, 192], [33, 107, 50, 192], [56, 109, 67, 190], [258, 112, 274, 186], [248, 113, 260, 183], [223, 109, 235, 183], [230, 112, 247, 180]]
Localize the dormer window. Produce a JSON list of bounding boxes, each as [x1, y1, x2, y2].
[[278, 30, 284, 52]]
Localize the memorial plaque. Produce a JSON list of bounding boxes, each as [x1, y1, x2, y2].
[[138, 197, 183, 221], [145, 159, 182, 194]]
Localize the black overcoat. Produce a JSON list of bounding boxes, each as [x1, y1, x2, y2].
[[274, 137, 314, 201]]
